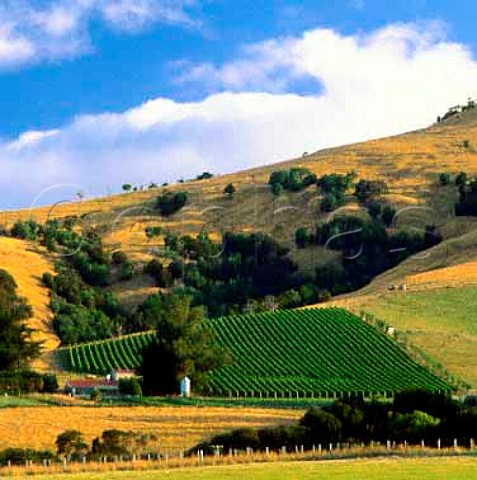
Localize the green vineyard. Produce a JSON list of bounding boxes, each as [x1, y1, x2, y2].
[[57, 331, 156, 374], [57, 308, 452, 396]]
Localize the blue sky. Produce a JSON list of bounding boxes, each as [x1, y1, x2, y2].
[[1, 0, 477, 207]]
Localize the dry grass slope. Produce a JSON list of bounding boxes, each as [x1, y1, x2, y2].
[[0, 405, 301, 454], [0, 237, 58, 371]]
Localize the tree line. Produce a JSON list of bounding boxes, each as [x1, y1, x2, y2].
[[195, 390, 477, 454]]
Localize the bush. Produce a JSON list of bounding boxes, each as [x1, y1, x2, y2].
[[268, 168, 313, 192], [300, 408, 342, 443], [381, 205, 396, 227], [354, 180, 388, 203], [271, 183, 283, 197], [393, 389, 460, 420], [156, 192, 188, 216], [118, 378, 142, 397], [390, 410, 440, 443], [0, 371, 44, 394], [224, 183, 236, 198], [144, 259, 173, 287], [455, 171, 467, 187], [0, 448, 56, 466], [438, 172, 452, 186], [42, 374, 59, 393], [196, 172, 214, 180], [91, 430, 156, 458], [367, 201, 383, 219], [10, 220, 41, 241], [90, 389, 101, 402], [112, 251, 128, 265], [56, 430, 89, 459]]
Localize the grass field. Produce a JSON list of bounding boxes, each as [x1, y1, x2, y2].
[[319, 286, 477, 388], [0, 405, 301, 454], [5, 457, 477, 479]]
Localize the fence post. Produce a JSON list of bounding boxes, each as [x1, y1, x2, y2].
[[454, 438, 458, 449], [437, 438, 441, 450], [421, 440, 425, 448], [265, 447, 269, 456], [470, 439, 475, 450]]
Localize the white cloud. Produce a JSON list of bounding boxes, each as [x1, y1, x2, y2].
[[0, 0, 200, 68], [2, 21, 477, 207], [7, 129, 60, 150]]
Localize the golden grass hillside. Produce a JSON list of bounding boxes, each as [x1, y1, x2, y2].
[[2, 116, 477, 302], [0, 405, 301, 454], [4, 112, 477, 380], [0, 237, 58, 371], [4, 116, 477, 253]]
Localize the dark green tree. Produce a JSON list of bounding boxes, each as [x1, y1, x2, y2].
[[55, 430, 89, 459], [0, 269, 40, 370], [118, 378, 142, 397], [138, 295, 228, 395]]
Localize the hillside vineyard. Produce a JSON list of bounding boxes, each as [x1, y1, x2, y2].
[[60, 308, 451, 397]]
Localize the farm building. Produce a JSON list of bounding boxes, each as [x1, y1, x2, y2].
[[108, 369, 136, 381], [65, 379, 119, 398]]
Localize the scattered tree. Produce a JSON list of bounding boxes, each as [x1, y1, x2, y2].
[[224, 183, 236, 199]]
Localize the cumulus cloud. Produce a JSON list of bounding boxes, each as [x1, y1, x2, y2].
[[0, 0, 201, 68], [2, 21, 477, 207]]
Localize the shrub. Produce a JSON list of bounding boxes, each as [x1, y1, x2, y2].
[[390, 410, 440, 443], [271, 183, 283, 197], [381, 205, 397, 227], [118, 378, 142, 397], [0, 448, 55, 466], [42, 374, 59, 393], [354, 180, 388, 203], [144, 259, 173, 287], [300, 408, 342, 443], [438, 172, 452, 186], [55, 430, 89, 459], [455, 171, 467, 187], [10, 220, 41, 241], [224, 183, 236, 199], [90, 389, 101, 402], [112, 251, 128, 265], [367, 201, 383, 219], [156, 192, 188, 216], [196, 172, 214, 180]]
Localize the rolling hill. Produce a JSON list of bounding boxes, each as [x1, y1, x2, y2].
[[3, 105, 477, 386]]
